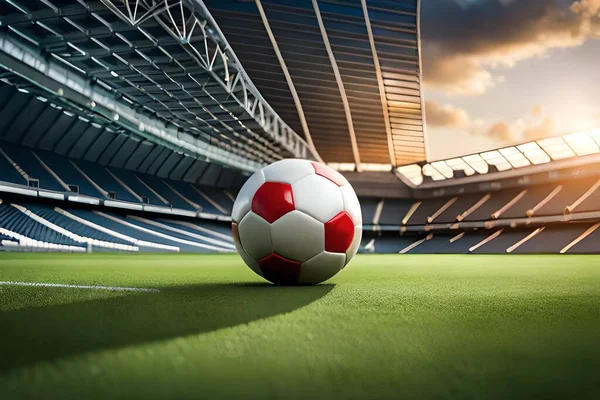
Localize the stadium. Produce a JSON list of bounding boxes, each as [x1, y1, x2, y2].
[[0, 0, 598, 398]]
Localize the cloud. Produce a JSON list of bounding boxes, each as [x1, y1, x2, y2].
[[523, 117, 556, 141], [571, 0, 600, 17], [426, 100, 557, 144], [530, 105, 543, 117], [424, 101, 471, 128], [486, 122, 513, 141], [421, 0, 600, 95]]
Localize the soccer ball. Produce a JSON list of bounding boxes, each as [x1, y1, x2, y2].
[[232, 159, 362, 285]]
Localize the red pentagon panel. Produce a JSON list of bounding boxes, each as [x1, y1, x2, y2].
[[324, 211, 355, 253], [311, 162, 347, 186], [252, 182, 295, 223], [258, 253, 301, 285]]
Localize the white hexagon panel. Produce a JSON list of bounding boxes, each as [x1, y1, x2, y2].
[[292, 174, 344, 223], [270, 211, 324, 263], [231, 159, 362, 285]]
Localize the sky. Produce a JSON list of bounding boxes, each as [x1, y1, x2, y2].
[[420, 0, 600, 160]]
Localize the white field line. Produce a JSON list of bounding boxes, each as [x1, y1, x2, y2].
[[0, 281, 160, 293]]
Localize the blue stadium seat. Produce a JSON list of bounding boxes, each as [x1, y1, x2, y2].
[[0, 145, 28, 186], [122, 216, 232, 250], [0, 203, 83, 247], [106, 169, 165, 206], [198, 186, 233, 214], [436, 231, 490, 254], [163, 180, 222, 214], [405, 235, 453, 254], [72, 160, 139, 203], [513, 224, 591, 254], [136, 174, 196, 211], [359, 198, 380, 225], [34, 151, 103, 197], [21, 203, 130, 246], [1, 142, 66, 192], [156, 219, 233, 242], [378, 198, 416, 225]]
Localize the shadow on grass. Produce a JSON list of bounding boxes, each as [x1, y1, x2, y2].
[[0, 282, 334, 371]]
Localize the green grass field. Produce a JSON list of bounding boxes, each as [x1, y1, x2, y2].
[[1, 253, 599, 400]]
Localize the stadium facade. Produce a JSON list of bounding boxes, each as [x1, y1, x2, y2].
[[0, 0, 599, 254]]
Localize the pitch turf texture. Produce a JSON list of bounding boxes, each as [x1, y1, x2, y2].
[[1, 254, 599, 400]]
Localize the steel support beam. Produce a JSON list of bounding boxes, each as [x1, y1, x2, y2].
[[361, 0, 395, 168], [254, 0, 323, 163], [312, 0, 361, 170], [0, 32, 263, 172]]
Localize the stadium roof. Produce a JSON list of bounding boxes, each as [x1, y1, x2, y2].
[[397, 130, 600, 187], [204, 0, 426, 168], [0, 0, 318, 170], [0, 0, 426, 174]]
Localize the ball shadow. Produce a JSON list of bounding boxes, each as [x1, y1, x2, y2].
[[0, 282, 334, 371]]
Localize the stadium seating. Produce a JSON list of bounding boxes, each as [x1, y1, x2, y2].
[[61, 208, 233, 253], [360, 222, 600, 255], [106, 169, 166, 206], [0, 145, 29, 186], [72, 160, 139, 203], [5, 138, 600, 255], [34, 150, 104, 197], [1, 143, 65, 192], [359, 172, 600, 254], [369, 174, 600, 228], [0, 140, 235, 216], [0, 202, 84, 249], [0, 194, 236, 253], [22, 203, 133, 246]]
